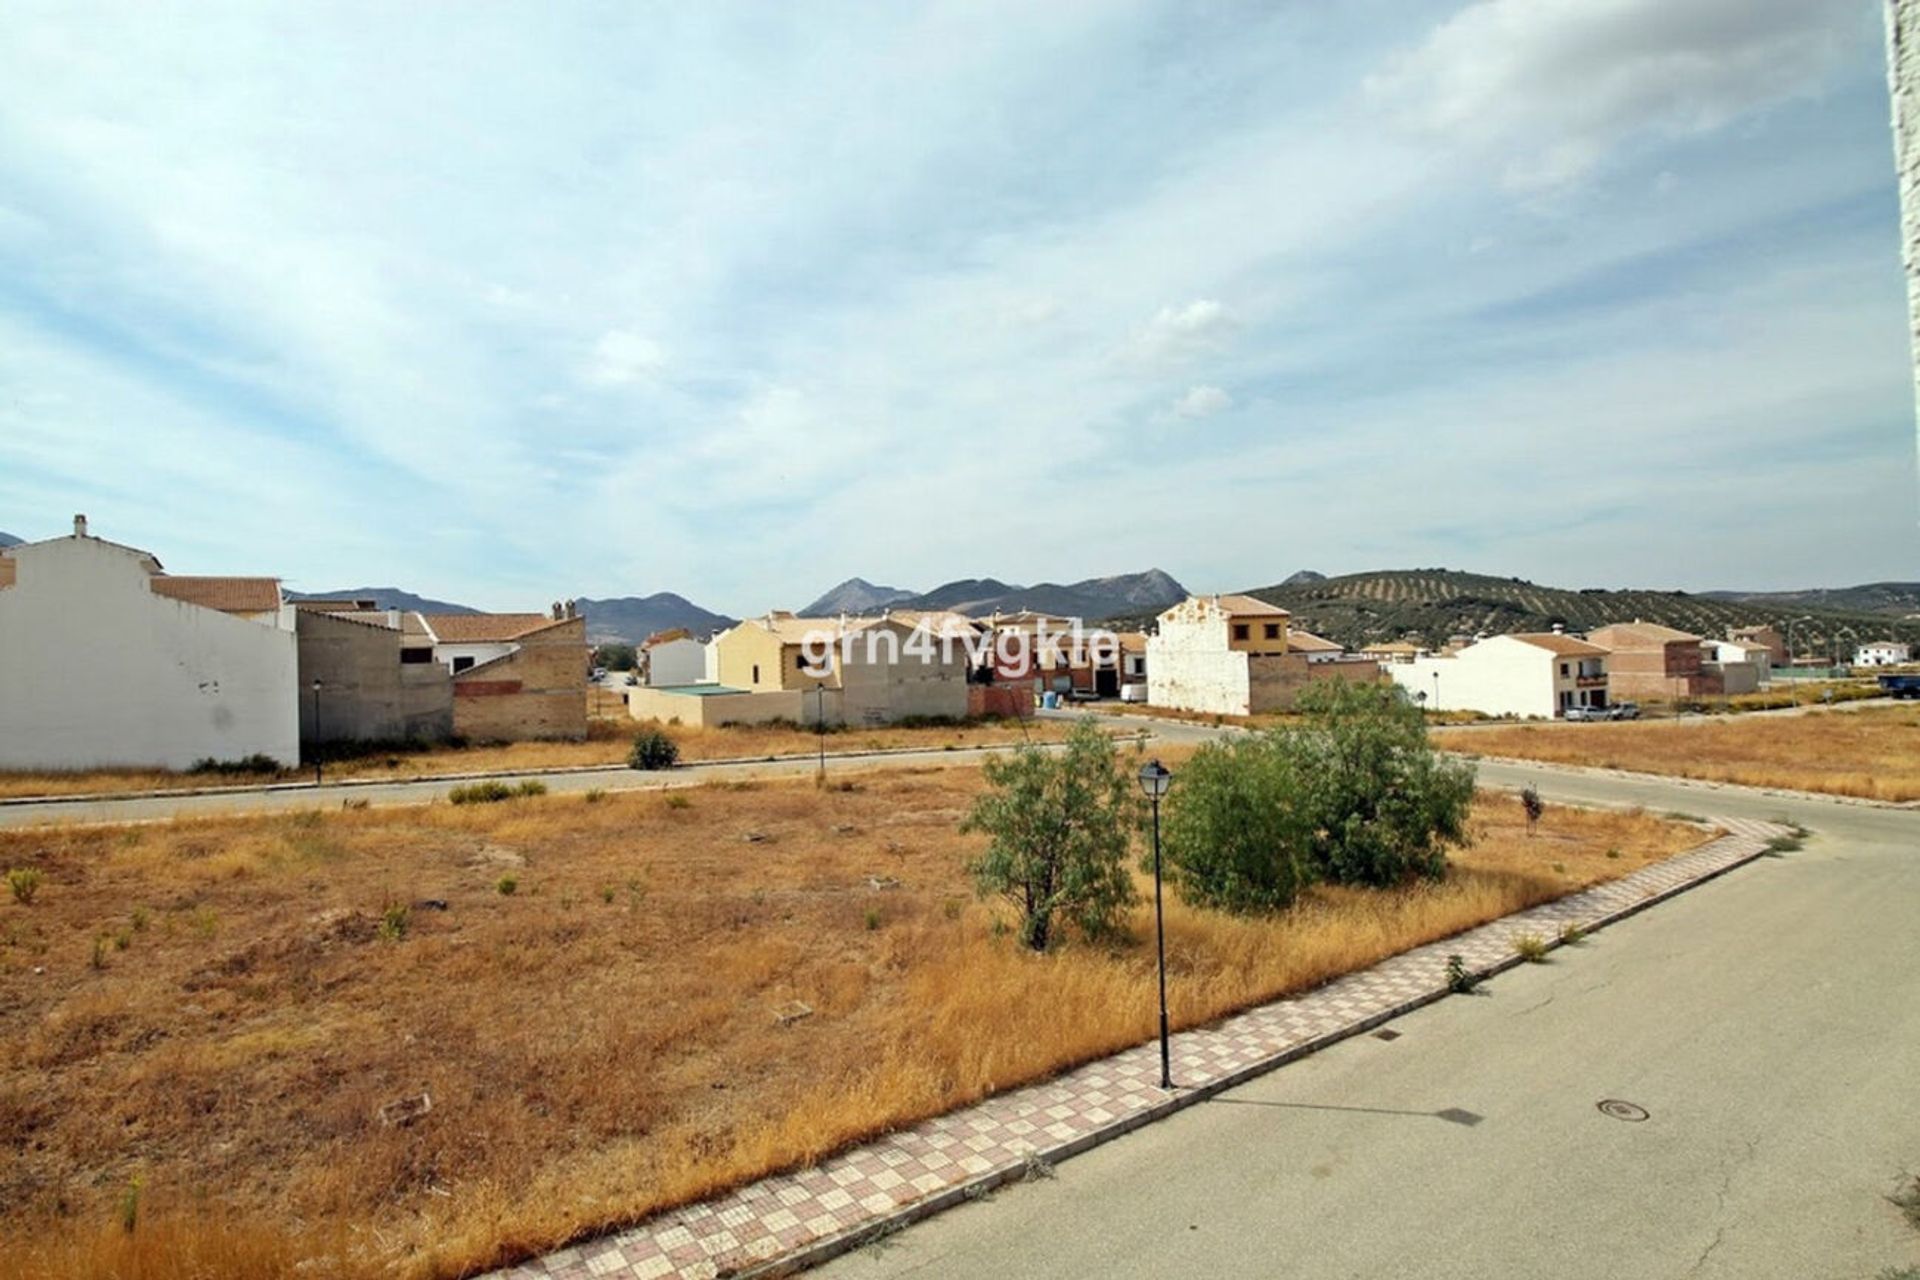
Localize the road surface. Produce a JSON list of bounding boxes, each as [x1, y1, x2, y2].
[[817, 766, 1920, 1280]]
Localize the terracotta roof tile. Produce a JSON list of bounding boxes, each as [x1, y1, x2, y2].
[[419, 613, 561, 643], [1505, 632, 1609, 658], [1214, 593, 1289, 617], [150, 575, 282, 614], [1287, 629, 1343, 653]]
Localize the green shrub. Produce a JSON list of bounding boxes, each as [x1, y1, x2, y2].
[[449, 779, 544, 804], [6, 867, 44, 905], [449, 781, 515, 805], [379, 902, 410, 941], [961, 718, 1137, 952], [628, 728, 681, 771], [1559, 922, 1586, 945], [663, 793, 691, 810], [495, 876, 518, 896], [583, 788, 606, 804], [1159, 735, 1311, 913]]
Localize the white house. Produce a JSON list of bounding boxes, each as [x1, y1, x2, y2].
[[1387, 632, 1609, 719], [1146, 594, 1379, 716], [1704, 638, 1773, 684], [1855, 640, 1912, 667], [641, 628, 709, 687], [0, 517, 300, 770]]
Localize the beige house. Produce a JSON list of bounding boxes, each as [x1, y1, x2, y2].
[[1146, 594, 1380, 716], [632, 611, 971, 728]]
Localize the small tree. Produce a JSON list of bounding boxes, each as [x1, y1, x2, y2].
[[1287, 679, 1476, 887], [1520, 785, 1544, 836], [1160, 735, 1312, 913], [961, 718, 1138, 951], [593, 643, 638, 672]]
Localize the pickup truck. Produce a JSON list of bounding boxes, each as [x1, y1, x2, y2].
[[1878, 674, 1920, 699]]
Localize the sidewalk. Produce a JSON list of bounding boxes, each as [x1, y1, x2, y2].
[[490, 816, 1790, 1280]]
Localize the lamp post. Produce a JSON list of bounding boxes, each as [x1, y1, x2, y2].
[[310, 678, 323, 786], [1137, 758, 1175, 1090], [815, 681, 828, 777], [1431, 671, 1441, 713]]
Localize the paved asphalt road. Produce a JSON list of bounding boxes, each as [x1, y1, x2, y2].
[[819, 767, 1920, 1280]]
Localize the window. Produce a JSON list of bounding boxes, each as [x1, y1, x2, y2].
[[1233, 623, 1250, 641], [1264, 623, 1280, 640], [752, 663, 761, 684], [1560, 663, 1569, 677], [452, 656, 475, 674], [400, 647, 431, 665]]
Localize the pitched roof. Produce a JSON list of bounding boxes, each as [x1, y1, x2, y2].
[[1214, 593, 1288, 618], [1362, 640, 1424, 654], [419, 612, 561, 643], [1588, 621, 1702, 646], [1505, 632, 1609, 658], [1287, 629, 1343, 654], [642, 628, 694, 648], [887, 609, 985, 639], [150, 575, 282, 614]]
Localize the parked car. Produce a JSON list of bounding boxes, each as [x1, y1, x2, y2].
[[1563, 705, 1604, 721], [1608, 701, 1641, 720]]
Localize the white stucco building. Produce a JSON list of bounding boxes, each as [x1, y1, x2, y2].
[[641, 628, 710, 687], [0, 517, 300, 770], [1386, 632, 1609, 719], [1146, 594, 1379, 716], [1855, 640, 1912, 666]]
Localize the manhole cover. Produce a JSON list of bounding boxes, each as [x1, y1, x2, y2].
[[1597, 1099, 1649, 1122]]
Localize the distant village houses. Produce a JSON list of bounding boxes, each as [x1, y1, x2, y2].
[[1145, 594, 1379, 717]]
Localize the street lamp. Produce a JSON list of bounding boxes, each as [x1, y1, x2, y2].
[[815, 681, 829, 778], [1431, 671, 1441, 713], [310, 678, 323, 785], [1137, 757, 1175, 1091]]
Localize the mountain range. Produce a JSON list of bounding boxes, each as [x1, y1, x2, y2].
[[1700, 582, 1920, 617], [0, 531, 22, 548], [287, 587, 480, 615], [800, 569, 1187, 622], [574, 594, 736, 646]]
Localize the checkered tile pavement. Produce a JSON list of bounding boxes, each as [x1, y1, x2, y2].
[[493, 816, 1787, 1280]]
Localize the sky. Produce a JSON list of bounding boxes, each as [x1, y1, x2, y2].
[[0, 0, 1911, 615]]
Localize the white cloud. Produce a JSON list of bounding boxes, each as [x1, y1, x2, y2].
[[585, 329, 667, 386], [1170, 384, 1232, 420], [1366, 0, 1872, 188], [1128, 299, 1238, 365]]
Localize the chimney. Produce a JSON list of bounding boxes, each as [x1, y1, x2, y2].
[[73, 513, 87, 538]]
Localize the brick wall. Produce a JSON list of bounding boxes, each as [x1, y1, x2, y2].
[[452, 616, 588, 742]]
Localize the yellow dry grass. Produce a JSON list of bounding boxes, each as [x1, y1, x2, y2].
[[0, 717, 1067, 801], [1439, 703, 1920, 800], [0, 768, 1700, 1280]]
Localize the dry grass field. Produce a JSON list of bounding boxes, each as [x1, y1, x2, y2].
[[1439, 703, 1920, 800], [0, 766, 1701, 1280], [0, 716, 1070, 801]]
